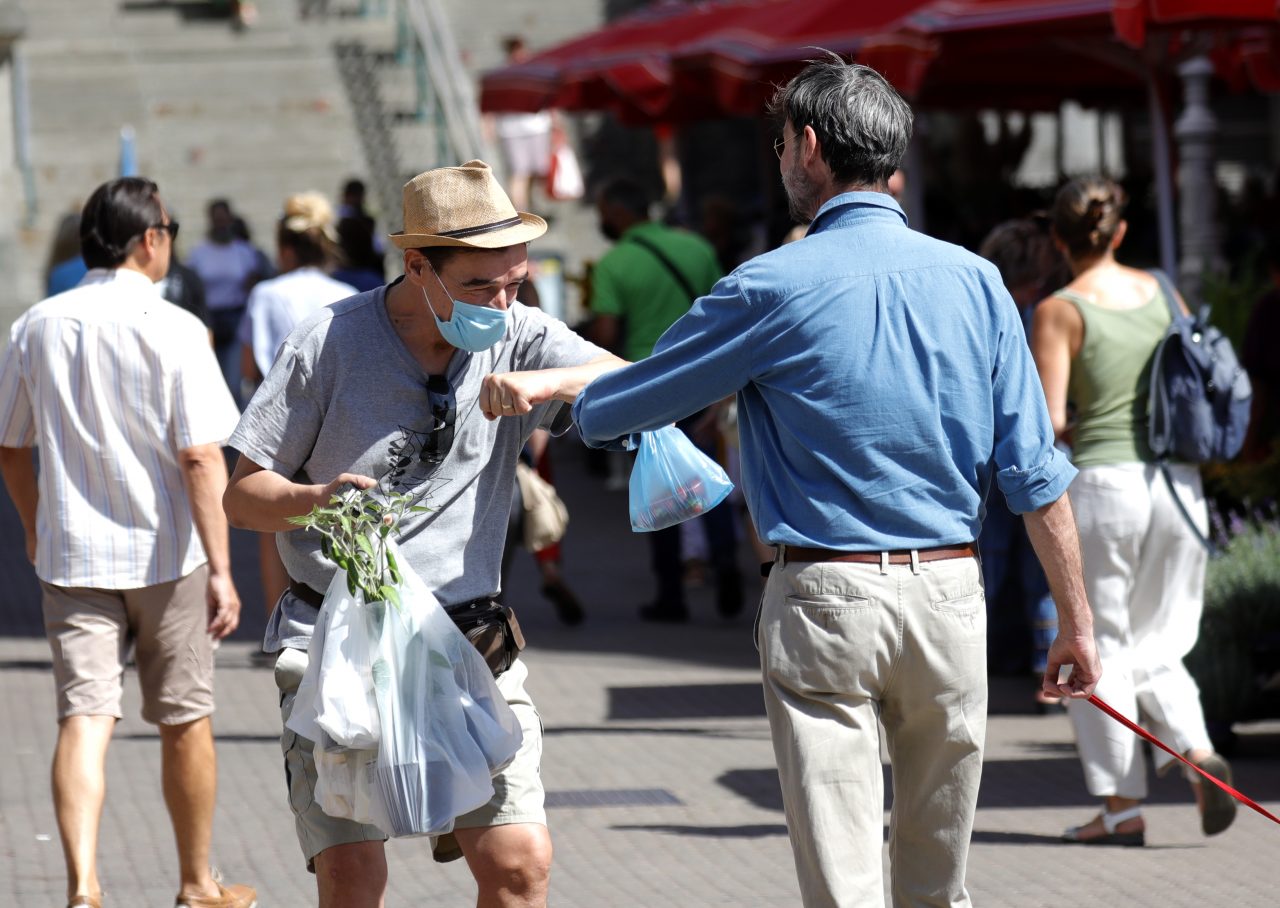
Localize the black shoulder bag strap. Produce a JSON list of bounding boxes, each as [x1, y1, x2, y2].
[[627, 233, 698, 302], [1147, 268, 1218, 556]]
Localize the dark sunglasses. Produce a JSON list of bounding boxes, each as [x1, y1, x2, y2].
[[419, 375, 456, 465], [151, 220, 180, 240]]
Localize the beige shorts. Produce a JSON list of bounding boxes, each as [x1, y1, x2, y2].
[[40, 565, 215, 725], [277, 651, 547, 871]]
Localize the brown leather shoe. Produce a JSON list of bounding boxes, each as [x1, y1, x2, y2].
[[175, 883, 257, 908]]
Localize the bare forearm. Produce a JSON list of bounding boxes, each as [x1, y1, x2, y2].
[[1023, 493, 1093, 635], [0, 446, 38, 539], [180, 446, 233, 575], [224, 468, 331, 533], [551, 354, 630, 403]]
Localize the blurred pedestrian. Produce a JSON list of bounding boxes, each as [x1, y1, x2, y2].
[[0, 178, 254, 908], [978, 216, 1069, 708], [499, 279, 586, 625], [187, 199, 264, 398], [589, 175, 743, 623], [1031, 176, 1236, 846], [569, 55, 1100, 907], [238, 191, 355, 618], [491, 36, 553, 211], [333, 178, 386, 292]]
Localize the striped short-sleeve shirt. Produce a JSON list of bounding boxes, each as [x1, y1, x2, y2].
[[0, 268, 240, 589]]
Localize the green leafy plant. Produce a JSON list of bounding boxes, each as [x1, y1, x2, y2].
[[287, 487, 431, 608], [1185, 521, 1280, 729]]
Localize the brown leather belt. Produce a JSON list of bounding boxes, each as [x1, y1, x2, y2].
[[779, 541, 978, 565]]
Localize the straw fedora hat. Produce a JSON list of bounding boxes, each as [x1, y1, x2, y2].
[[388, 160, 546, 250]]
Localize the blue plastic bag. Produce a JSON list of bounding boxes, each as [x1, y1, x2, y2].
[[629, 426, 734, 532]]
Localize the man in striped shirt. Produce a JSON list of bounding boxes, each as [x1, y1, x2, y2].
[[0, 178, 257, 908]]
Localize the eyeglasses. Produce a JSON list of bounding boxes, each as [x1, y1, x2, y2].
[[773, 130, 792, 160], [420, 375, 456, 465], [151, 221, 180, 240]]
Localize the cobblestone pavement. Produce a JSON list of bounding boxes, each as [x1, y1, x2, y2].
[[1, 440, 1277, 907]]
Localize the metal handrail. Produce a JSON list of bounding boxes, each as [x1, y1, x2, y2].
[[403, 0, 496, 165]]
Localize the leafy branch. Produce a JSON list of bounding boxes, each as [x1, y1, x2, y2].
[[287, 486, 431, 608]]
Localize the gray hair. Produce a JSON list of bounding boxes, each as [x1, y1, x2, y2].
[[767, 51, 913, 188]]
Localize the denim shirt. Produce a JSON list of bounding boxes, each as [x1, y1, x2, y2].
[[572, 192, 1076, 550]]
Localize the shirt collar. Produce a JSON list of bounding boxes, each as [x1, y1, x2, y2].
[[807, 191, 907, 236], [83, 267, 161, 292]]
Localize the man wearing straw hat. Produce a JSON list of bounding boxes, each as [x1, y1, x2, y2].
[[223, 161, 625, 907]]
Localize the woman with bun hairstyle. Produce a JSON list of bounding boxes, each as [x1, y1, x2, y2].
[[1031, 176, 1236, 846], [239, 193, 357, 618]]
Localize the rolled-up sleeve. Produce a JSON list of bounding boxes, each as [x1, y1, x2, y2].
[[989, 290, 1077, 513], [572, 272, 755, 446]]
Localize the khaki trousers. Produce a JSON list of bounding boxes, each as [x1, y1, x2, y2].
[[758, 552, 987, 908]]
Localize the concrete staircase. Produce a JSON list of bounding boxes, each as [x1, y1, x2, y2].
[[3, 0, 378, 332], [2, 0, 613, 335]]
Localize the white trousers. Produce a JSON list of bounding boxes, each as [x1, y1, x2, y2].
[[758, 553, 986, 908], [1066, 462, 1212, 798]]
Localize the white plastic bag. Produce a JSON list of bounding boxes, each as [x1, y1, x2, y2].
[[313, 744, 380, 825], [546, 142, 584, 201], [629, 426, 734, 532], [287, 571, 382, 749], [365, 543, 524, 838]]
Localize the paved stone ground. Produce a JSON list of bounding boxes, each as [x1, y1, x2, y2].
[[1, 439, 1278, 907]]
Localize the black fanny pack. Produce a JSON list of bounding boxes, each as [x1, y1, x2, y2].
[[288, 581, 525, 677]]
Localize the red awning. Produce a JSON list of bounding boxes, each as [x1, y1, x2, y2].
[[1112, 0, 1280, 48], [478, 0, 1279, 122], [479, 0, 936, 121]]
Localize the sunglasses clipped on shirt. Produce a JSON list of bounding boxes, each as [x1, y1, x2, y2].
[[420, 374, 456, 465]]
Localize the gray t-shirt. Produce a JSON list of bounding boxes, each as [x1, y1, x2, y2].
[[228, 280, 605, 651]]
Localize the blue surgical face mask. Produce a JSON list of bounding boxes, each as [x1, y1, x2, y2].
[[422, 268, 510, 353]]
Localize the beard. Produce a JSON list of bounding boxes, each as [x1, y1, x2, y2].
[[781, 157, 820, 225]]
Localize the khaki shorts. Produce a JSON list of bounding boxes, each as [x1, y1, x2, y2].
[[276, 650, 547, 871], [40, 565, 215, 725]]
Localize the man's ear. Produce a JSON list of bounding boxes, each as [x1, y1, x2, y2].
[[801, 124, 820, 166]]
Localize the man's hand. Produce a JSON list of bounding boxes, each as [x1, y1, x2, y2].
[[480, 356, 630, 422], [1042, 631, 1102, 700], [319, 472, 379, 501], [480, 370, 560, 421], [206, 570, 242, 640]]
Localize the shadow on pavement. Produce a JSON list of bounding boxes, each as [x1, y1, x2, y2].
[[612, 823, 788, 838]]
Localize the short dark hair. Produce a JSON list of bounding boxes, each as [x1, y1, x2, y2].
[[597, 176, 651, 219], [343, 178, 366, 199], [767, 52, 913, 188], [208, 198, 231, 217], [79, 177, 164, 269], [414, 246, 461, 273]]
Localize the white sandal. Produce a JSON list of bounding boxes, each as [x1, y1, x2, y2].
[[1061, 805, 1145, 846]]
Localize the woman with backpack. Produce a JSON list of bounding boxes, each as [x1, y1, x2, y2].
[[1030, 176, 1236, 847]]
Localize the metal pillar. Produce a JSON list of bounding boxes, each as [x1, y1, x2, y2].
[[1173, 55, 1221, 304], [1146, 69, 1178, 279]]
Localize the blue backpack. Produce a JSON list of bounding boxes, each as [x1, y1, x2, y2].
[[1147, 269, 1252, 549]]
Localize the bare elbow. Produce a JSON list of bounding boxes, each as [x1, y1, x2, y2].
[[222, 482, 251, 530]]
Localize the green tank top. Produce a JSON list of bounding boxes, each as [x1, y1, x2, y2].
[[1057, 287, 1172, 467]]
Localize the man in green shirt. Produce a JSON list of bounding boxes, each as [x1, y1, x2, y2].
[[589, 176, 743, 622]]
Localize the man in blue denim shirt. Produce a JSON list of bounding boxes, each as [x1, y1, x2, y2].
[[564, 59, 1103, 908]]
